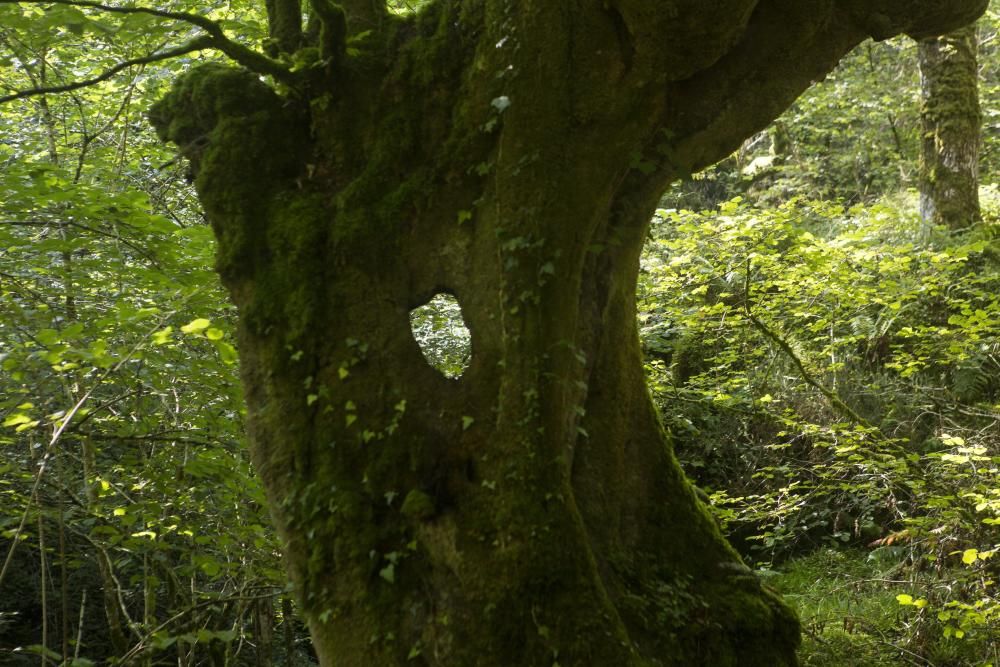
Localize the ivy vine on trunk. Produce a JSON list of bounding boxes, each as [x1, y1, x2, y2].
[[149, 1, 988, 664]]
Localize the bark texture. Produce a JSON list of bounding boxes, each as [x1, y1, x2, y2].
[[150, 1, 988, 664], [918, 23, 982, 229]]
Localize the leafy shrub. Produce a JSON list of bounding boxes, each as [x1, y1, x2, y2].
[[640, 195, 1000, 663]]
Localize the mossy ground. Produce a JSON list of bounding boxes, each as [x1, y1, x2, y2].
[[771, 548, 996, 667]]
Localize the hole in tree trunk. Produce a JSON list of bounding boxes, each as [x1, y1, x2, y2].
[[409, 293, 471, 378]]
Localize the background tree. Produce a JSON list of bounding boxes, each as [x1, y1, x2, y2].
[[918, 22, 982, 228]]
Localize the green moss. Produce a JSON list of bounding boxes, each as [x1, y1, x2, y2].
[[149, 64, 309, 282], [918, 25, 982, 229], [145, 10, 813, 665], [401, 489, 435, 520]]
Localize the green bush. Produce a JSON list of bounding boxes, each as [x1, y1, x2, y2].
[[640, 195, 1000, 664]]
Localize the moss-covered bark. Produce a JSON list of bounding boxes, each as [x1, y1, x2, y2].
[[151, 1, 987, 664], [918, 23, 982, 229]]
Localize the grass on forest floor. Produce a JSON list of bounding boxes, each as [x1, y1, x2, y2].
[[766, 548, 997, 667]]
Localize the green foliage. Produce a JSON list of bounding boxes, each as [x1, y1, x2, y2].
[[0, 5, 310, 662], [769, 547, 999, 666], [387, 0, 432, 16], [640, 195, 1000, 663], [769, 549, 909, 667], [409, 293, 471, 378]]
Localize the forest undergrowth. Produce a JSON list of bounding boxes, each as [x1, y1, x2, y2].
[[640, 192, 1000, 666]]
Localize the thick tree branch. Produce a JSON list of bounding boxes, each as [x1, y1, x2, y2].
[[0, 0, 295, 83], [340, 0, 387, 31], [0, 36, 213, 104], [594, 0, 990, 208], [265, 0, 303, 54], [308, 0, 347, 65]]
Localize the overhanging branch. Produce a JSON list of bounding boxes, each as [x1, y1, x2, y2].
[[0, 0, 295, 83], [0, 36, 213, 104]]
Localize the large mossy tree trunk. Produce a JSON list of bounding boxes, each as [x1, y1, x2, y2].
[[918, 23, 982, 229], [150, 1, 987, 664]]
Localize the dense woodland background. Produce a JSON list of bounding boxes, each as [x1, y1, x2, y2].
[[0, 1, 998, 665]]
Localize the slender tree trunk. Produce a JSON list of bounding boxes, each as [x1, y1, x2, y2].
[[151, 1, 988, 664], [58, 500, 69, 663], [254, 596, 274, 667], [281, 596, 295, 666], [918, 23, 982, 228], [38, 513, 48, 667], [80, 436, 130, 656]]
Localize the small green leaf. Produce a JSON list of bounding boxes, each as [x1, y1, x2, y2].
[[14, 420, 38, 433], [379, 563, 395, 583], [213, 340, 238, 364], [462, 416, 475, 430], [198, 559, 221, 577], [3, 413, 34, 428], [152, 327, 173, 345], [896, 594, 914, 605], [205, 327, 224, 341], [180, 318, 211, 334], [961, 548, 978, 565]]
